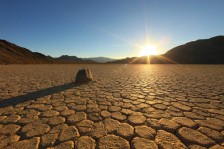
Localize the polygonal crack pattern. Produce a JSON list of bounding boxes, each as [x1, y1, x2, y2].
[[0, 65, 224, 148]]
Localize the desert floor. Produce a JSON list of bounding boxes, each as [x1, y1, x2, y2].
[[0, 64, 224, 149]]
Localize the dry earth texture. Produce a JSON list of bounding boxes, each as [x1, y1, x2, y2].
[[0, 64, 223, 149]]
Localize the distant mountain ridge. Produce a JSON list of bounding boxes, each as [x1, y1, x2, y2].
[[82, 57, 116, 63], [55, 55, 97, 63]]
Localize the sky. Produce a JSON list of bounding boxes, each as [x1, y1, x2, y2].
[[0, 0, 224, 58]]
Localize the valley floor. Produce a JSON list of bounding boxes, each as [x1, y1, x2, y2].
[[0, 64, 224, 148]]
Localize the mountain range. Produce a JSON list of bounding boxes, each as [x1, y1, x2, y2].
[[55, 55, 97, 64], [82, 57, 116, 63], [0, 36, 224, 64]]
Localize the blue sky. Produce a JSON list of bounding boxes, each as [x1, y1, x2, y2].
[[0, 0, 224, 58]]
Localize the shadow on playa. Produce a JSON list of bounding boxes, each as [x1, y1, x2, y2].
[[0, 82, 79, 108]]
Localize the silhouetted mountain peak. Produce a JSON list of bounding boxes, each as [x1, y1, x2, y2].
[[164, 36, 224, 64], [0, 39, 54, 64]]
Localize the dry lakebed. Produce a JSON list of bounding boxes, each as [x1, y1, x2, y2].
[[0, 64, 223, 149]]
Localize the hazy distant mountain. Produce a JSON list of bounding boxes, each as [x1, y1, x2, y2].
[[0, 39, 54, 64], [82, 57, 117, 63], [55, 55, 97, 63], [106, 56, 144, 64], [108, 36, 224, 64]]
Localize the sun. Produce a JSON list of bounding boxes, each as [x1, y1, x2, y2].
[[139, 45, 158, 57]]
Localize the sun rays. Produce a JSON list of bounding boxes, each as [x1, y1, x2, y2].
[[91, 23, 177, 64], [139, 45, 158, 57]]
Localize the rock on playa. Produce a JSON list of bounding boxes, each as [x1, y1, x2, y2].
[[75, 68, 93, 83]]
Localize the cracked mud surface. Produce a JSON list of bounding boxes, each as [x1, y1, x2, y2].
[[0, 64, 224, 149]]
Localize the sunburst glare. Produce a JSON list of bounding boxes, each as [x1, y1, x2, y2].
[[139, 45, 158, 57]]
